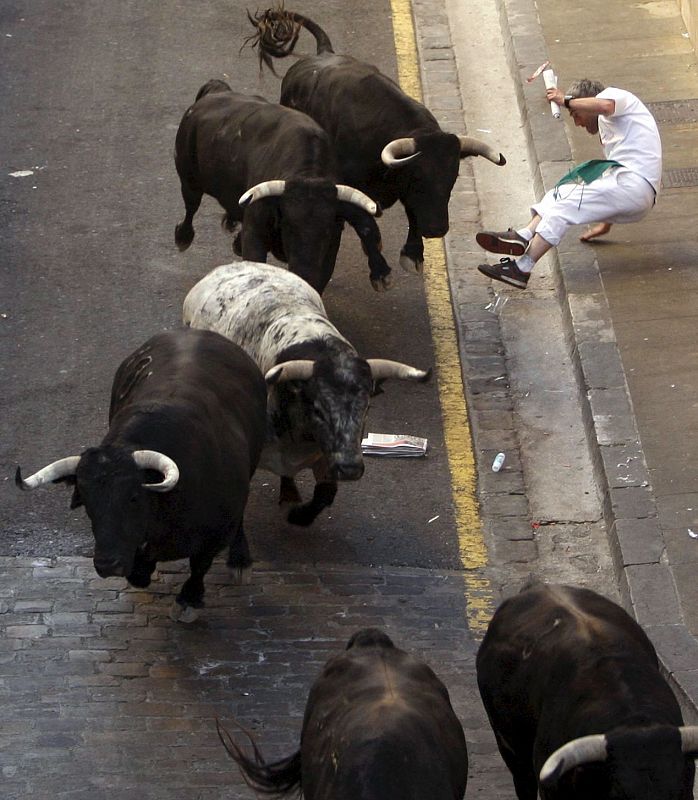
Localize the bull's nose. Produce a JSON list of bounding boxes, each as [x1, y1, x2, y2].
[[93, 557, 125, 578], [334, 463, 365, 481]]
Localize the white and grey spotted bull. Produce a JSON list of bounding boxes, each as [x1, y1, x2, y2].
[[183, 261, 430, 526]]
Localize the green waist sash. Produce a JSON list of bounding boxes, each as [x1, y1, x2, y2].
[[555, 159, 623, 188]]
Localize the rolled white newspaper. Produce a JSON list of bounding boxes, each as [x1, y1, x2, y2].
[[542, 69, 561, 118]]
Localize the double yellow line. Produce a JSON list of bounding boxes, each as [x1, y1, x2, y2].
[[390, 0, 494, 634]]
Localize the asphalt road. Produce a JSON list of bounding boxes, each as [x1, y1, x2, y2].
[[0, 0, 461, 569]]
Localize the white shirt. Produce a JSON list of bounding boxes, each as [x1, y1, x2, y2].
[[597, 87, 662, 193]]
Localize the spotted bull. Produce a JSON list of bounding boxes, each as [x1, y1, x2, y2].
[[16, 329, 267, 621], [246, 7, 505, 275], [183, 261, 430, 526], [218, 628, 468, 800], [174, 79, 392, 293], [476, 581, 698, 800]]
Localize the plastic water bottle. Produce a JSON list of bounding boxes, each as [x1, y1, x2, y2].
[[491, 452, 506, 472]]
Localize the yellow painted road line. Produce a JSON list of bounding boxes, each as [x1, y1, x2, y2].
[[389, 0, 494, 634]]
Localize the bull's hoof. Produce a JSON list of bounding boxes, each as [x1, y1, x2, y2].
[[228, 564, 253, 585], [279, 478, 302, 505], [399, 253, 424, 274], [175, 223, 194, 252], [126, 571, 153, 589], [287, 505, 319, 527], [370, 272, 393, 292], [169, 600, 200, 623]]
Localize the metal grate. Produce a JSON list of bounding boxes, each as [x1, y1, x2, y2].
[[661, 167, 698, 189], [647, 99, 698, 124]]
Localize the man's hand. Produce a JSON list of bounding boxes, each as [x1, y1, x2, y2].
[[546, 87, 565, 106]]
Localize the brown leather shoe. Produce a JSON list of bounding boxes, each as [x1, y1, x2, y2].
[[477, 258, 530, 289], [476, 228, 528, 256]]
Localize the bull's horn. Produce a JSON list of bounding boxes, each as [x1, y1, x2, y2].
[[539, 734, 608, 785], [133, 450, 180, 492], [239, 180, 287, 207], [336, 185, 378, 216], [381, 138, 420, 167], [15, 456, 81, 490], [457, 135, 506, 166], [367, 359, 431, 382], [265, 360, 315, 383], [679, 726, 698, 754]]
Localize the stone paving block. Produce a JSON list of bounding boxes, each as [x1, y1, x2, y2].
[[567, 293, 616, 346], [491, 538, 539, 563], [645, 623, 698, 674], [481, 492, 529, 518], [473, 428, 519, 451], [577, 341, 627, 390], [626, 563, 683, 625], [609, 485, 657, 521], [587, 387, 641, 445], [613, 517, 664, 566], [600, 441, 650, 489]]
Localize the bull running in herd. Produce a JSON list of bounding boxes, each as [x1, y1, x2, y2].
[[245, 6, 506, 274], [477, 582, 698, 800], [174, 79, 392, 294], [183, 260, 430, 527], [16, 329, 267, 622], [218, 627, 469, 800]]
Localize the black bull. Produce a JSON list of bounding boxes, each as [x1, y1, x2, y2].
[[16, 329, 267, 622], [246, 8, 506, 274], [219, 628, 468, 800], [174, 79, 392, 293], [476, 582, 698, 800]]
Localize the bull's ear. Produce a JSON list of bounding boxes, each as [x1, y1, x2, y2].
[[69, 485, 83, 509], [371, 379, 386, 397]]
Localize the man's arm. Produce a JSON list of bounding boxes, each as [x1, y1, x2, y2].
[[546, 87, 615, 116]]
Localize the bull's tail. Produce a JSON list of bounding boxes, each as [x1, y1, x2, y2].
[[244, 5, 334, 75], [217, 718, 302, 796]]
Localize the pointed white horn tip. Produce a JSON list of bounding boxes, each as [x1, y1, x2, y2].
[[265, 364, 284, 384], [15, 456, 81, 490], [238, 189, 254, 207]]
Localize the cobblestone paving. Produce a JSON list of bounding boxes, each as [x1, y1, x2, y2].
[[0, 557, 509, 800]]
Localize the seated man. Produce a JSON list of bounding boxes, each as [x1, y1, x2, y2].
[[476, 78, 662, 289]]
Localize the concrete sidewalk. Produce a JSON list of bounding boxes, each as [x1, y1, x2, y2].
[[497, 0, 698, 715]]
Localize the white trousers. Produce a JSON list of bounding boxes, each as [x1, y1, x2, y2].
[[531, 168, 656, 247]]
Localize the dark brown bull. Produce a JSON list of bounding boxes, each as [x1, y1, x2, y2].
[[245, 8, 505, 277], [476, 581, 698, 800], [174, 79, 392, 293], [219, 628, 468, 799], [16, 329, 267, 622]]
